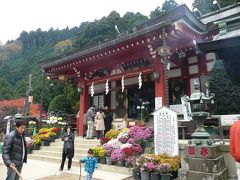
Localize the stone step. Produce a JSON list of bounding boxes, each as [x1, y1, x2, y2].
[[55, 138, 100, 145], [32, 150, 86, 159], [40, 146, 89, 154], [28, 154, 131, 174], [50, 142, 99, 149]]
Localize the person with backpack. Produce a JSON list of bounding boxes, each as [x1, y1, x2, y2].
[[59, 126, 75, 171], [80, 149, 98, 180]]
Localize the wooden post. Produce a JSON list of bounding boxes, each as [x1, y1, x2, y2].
[[154, 62, 167, 107], [78, 84, 89, 136]]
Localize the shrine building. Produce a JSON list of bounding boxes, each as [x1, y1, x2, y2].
[[39, 3, 240, 136]]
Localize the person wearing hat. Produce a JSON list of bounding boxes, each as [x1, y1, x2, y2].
[[80, 149, 98, 180]]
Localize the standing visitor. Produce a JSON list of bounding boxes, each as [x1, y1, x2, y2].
[[80, 149, 98, 180], [104, 107, 113, 135], [95, 108, 105, 139], [2, 120, 28, 180], [86, 106, 95, 139], [59, 126, 75, 171]]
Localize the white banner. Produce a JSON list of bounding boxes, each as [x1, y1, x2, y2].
[[155, 97, 162, 110], [181, 97, 192, 121]]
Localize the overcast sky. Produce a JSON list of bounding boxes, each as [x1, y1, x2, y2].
[[0, 0, 193, 44]]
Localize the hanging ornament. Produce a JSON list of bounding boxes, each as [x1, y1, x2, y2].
[[90, 83, 94, 97], [138, 72, 142, 89], [105, 79, 109, 95], [121, 76, 125, 92], [167, 62, 171, 71]]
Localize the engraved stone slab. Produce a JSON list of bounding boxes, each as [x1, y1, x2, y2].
[[185, 144, 220, 159], [179, 168, 228, 180], [182, 156, 225, 173]]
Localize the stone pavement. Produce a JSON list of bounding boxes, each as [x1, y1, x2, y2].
[[0, 158, 132, 180]]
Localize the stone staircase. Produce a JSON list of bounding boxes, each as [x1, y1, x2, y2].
[[28, 137, 132, 175]]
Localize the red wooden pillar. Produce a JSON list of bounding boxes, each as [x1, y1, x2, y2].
[[181, 58, 191, 96], [154, 63, 167, 106], [198, 54, 208, 75], [78, 83, 89, 136]]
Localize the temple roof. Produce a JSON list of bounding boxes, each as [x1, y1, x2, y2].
[[198, 35, 240, 53], [201, 4, 240, 24], [39, 4, 205, 70]]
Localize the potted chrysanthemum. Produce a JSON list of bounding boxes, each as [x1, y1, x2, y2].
[[110, 148, 126, 167]]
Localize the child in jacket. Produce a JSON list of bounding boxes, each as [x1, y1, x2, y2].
[[80, 149, 98, 180]]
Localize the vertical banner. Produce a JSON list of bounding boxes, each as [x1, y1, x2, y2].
[[155, 97, 162, 110]]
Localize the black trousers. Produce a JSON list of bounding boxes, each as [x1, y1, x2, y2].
[[60, 151, 72, 170]]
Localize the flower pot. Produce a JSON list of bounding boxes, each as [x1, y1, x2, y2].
[[144, 141, 151, 147], [95, 156, 100, 163], [100, 157, 106, 164], [132, 168, 141, 180], [160, 174, 173, 180], [27, 148, 32, 154], [150, 172, 160, 180], [50, 136, 55, 142], [33, 145, 40, 150], [141, 171, 150, 180], [106, 157, 113, 165], [116, 160, 125, 167], [41, 140, 50, 146]]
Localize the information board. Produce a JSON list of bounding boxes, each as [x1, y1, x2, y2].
[[153, 106, 179, 156]]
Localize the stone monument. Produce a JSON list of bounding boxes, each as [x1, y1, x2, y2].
[[153, 106, 179, 156], [179, 82, 228, 180]]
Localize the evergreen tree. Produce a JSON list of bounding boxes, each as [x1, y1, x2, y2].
[[150, 0, 179, 19], [209, 60, 240, 114], [0, 78, 13, 100], [48, 95, 73, 117], [73, 11, 147, 49]]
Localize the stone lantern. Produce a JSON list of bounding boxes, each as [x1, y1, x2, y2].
[[182, 82, 214, 145], [179, 82, 228, 180]]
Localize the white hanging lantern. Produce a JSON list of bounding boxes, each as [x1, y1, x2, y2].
[[138, 72, 142, 89], [90, 83, 94, 97], [121, 76, 125, 92], [105, 79, 109, 95]]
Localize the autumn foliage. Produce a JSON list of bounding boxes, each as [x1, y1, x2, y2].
[[0, 97, 40, 117]]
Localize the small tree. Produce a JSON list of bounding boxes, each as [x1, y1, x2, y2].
[[48, 95, 73, 118], [209, 60, 240, 115]]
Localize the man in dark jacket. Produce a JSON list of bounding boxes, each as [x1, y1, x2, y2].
[[2, 120, 27, 180]]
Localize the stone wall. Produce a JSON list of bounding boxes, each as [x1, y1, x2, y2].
[[149, 140, 238, 179], [178, 140, 238, 180]]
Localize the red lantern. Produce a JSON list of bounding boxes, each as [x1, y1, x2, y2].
[[230, 120, 240, 162]]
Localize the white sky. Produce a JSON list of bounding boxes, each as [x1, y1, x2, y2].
[[0, 0, 193, 44]]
